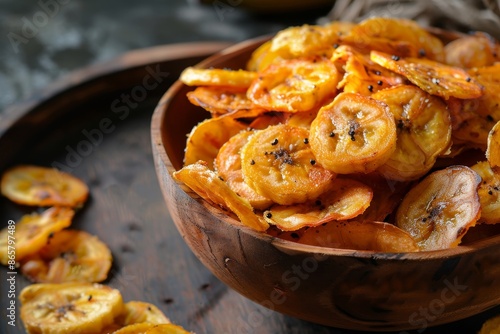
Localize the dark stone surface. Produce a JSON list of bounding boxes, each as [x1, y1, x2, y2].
[[0, 0, 330, 112]]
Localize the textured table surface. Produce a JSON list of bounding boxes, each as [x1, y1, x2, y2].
[[1, 1, 499, 334]]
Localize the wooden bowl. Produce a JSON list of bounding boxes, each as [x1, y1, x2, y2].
[[151, 36, 500, 331]]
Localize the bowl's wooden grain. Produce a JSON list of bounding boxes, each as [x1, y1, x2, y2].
[[151, 36, 500, 331]]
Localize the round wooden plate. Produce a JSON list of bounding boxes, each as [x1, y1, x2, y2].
[[0, 42, 498, 334]]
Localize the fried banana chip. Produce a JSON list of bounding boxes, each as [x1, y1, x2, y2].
[[113, 323, 156, 334], [332, 45, 405, 96], [1, 165, 89, 207], [373, 85, 452, 181], [215, 130, 273, 210], [186, 86, 265, 118], [445, 32, 500, 69], [269, 24, 339, 59], [396, 166, 482, 251], [370, 50, 484, 100], [309, 92, 397, 174], [118, 301, 171, 325], [0, 207, 74, 265], [145, 324, 192, 334], [247, 57, 340, 112], [297, 220, 419, 252], [20, 229, 112, 283], [173, 161, 269, 231], [487, 120, 500, 174], [20, 282, 124, 334], [184, 117, 247, 169], [179, 67, 257, 89], [478, 313, 500, 334], [471, 161, 500, 224], [241, 124, 335, 205], [263, 178, 372, 231]]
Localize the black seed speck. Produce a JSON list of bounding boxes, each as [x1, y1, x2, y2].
[[250, 160, 255, 165], [368, 85, 373, 92], [266, 212, 272, 219], [466, 77, 471, 82], [310, 159, 316, 165], [291, 233, 299, 239], [419, 49, 426, 57], [329, 131, 335, 137], [271, 138, 278, 145], [303, 138, 309, 144], [391, 55, 400, 61], [377, 80, 383, 86]]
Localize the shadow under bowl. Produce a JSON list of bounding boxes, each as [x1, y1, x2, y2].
[[151, 36, 500, 332]]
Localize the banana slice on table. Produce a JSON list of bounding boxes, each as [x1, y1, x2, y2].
[[1, 165, 89, 207], [396, 166, 482, 251], [247, 57, 340, 112], [117, 301, 171, 326], [184, 116, 247, 169], [0, 207, 74, 265], [297, 220, 419, 252], [471, 161, 500, 224], [215, 130, 273, 210], [263, 178, 373, 231], [370, 50, 484, 100], [309, 92, 397, 174], [173, 161, 269, 231], [113, 323, 156, 334], [21, 229, 112, 283], [179, 67, 257, 89], [487, 120, 500, 174], [373, 85, 452, 181], [20, 282, 124, 334], [241, 124, 336, 205], [144, 324, 192, 334]]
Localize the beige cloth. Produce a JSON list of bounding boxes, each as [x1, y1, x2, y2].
[[319, 0, 500, 38]]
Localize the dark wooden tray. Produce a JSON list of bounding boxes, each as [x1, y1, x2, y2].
[[1, 42, 498, 334]]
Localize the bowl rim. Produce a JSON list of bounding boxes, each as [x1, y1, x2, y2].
[[151, 34, 500, 261]]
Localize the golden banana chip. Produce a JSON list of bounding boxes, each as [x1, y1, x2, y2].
[[263, 178, 372, 231], [1, 165, 89, 208], [186, 86, 265, 119], [180, 67, 257, 89], [373, 85, 452, 181], [20, 282, 124, 334], [343, 17, 445, 61], [297, 220, 419, 252], [309, 92, 397, 174], [0, 207, 74, 265], [241, 124, 335, 205], [184, 116, 247, 169], [471, 161, 500, 224], [215, 130, 273, 210], [370, 50, 484, 100], [247, 57, 340, 112], [396, 166, 482, 251], [445, 32, 500, 68], [20, 229, 112, 283], [173, 161, 269, 231], [487, 120, 500, 174], [118, 301, 171, 326]]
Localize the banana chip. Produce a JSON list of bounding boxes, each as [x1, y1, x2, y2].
[[263, 178, 372, 231], [487, 120, 500, 174], [21, 229, 112, 283], [309, 92, 397, 174], [1, 165, 88, 207], [396, 166, 482, 250], [184, 116, 247, 169], [373, 85, 452, 181], [180, 67, 257, 89], [20, 282, 124, 334], [247, 57, 340, 112], [471, 161, 500, 224], [173, 161, 269, 231], [0, 207, 74, 265], [297, 220, 419, 252], [241, 124, 335, 205], [370, 50, 484, 100]]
